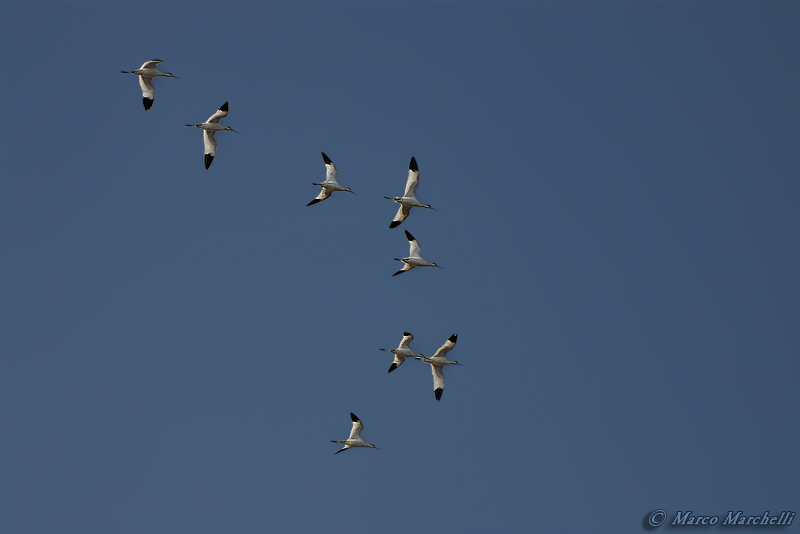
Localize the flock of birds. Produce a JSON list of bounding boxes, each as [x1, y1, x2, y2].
[[333, 333, 461, 453], [122, 59, 462, 454]]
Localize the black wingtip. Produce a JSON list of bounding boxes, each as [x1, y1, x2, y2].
[[389, 221, 402, 229], [434, 388, 443, 401], [350, 412, 359, 422], [391, 270, 405, 277], [143, 97, 154, 111], [204, 154, 214, 169], [388, 363, 397, 373], [307, 199, 322, 206], [404, 230, 414, 241], [403, 332, 411, 336], [409, 157, 418, 172], [219, 101, 229, 112], [321, 152, 332, 164], [449, 334, 458, 343]]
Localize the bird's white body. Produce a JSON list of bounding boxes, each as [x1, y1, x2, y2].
[[307, 152, 354, 206], [186, 102, 237, 169], [195, 122, 231, 132], [121, 59, 176, 111], [379, 332, 422, 372], [415, 334, 461, 401], [393, 230, 440, 276], [386, 157, 433, 228], [332, 413, 378, 454]]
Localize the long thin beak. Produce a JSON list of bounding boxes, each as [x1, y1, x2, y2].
[[383, 197, 394, 200], [349, 190, 356, 195], [230, 129, 239, 133]]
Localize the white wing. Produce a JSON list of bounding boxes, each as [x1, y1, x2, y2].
[[432, 364, 445, 391], [403, 157, 419, 198], [139, 76, 155, 100], [139, 60, 162, 69], [206, 102, 229, 124], [322, 152, 338, 183], [431, 334, 458, 359], [203, 130, 217, 156], [405, 230, 421, 258], [392, 204, 411, 226], [312, 188, 332, 202], [348, 413, 364, 440], [392, 262, 414, 277], [398, 332, 414, 349]]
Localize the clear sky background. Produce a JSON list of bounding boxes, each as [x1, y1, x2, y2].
[[1, 2, 797, 533]]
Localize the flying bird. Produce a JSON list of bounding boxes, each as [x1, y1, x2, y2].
[[385, 157, 434, 228], [331, 413, 379, 454], [307, 152, 354, 206], [186, 102, 237, 169], [121, 59, 177, 111], [415, 334, 461, 401], [392, 230, 440, 276], [379, 332, 423, 372]]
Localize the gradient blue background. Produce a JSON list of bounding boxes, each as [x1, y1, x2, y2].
[[1, 2, 798, 533]]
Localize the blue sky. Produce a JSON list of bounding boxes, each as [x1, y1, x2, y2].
[[1, 2, 797, 533]]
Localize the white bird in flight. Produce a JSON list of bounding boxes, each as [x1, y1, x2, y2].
[[392, 230, 440, 277], [379, 332, 423, 373], [415, 334, 462, 401], [121, 59, 177, 111], [385, 157, 434, 228], [185, 102, 237, 169], [331, 412, 379, 454], [307, 152, 354, 206]]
